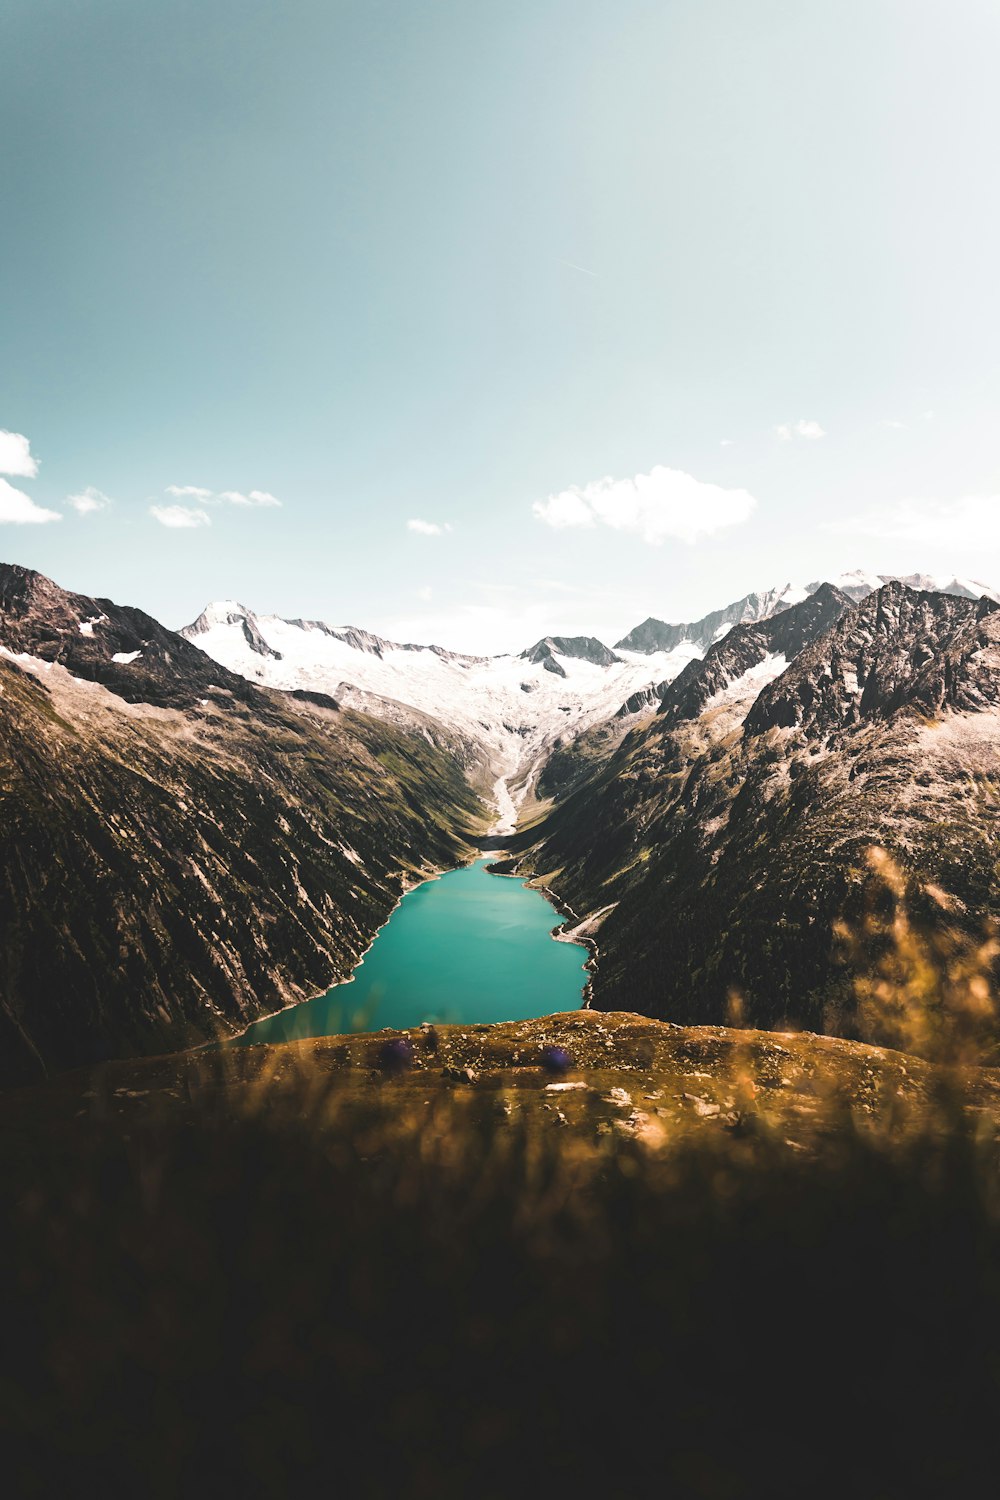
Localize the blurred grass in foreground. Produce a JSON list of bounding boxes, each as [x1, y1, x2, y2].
[[4, 846, 1000, 1499], [2, 1003, 1000, 1500]]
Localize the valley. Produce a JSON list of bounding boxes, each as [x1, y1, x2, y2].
[[3, 559, 1000, 1080]]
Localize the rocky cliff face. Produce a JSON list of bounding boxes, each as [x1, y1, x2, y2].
[[507, 583, 1000, 1047], [745, 582, 1000, 734], [0, 566, 485, 1083], [655, 583, 852, 729]]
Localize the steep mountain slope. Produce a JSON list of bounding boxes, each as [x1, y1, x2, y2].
[[536, 584, 852, 799], [505, 583, 1000, 1048], [0, 565, 485, 1083]]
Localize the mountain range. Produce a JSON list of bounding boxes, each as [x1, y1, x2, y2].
[[2, 559, 999, 1078]]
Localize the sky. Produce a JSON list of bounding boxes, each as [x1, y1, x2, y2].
[[2, 0, 1000, 653]]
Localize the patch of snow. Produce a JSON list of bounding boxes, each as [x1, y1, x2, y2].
[[112, 650, 142, 665], [703, 654, 789, 712], [78, 614, 108, 636]]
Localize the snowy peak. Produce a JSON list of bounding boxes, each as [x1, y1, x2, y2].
[[615, 583, 807, 656], [180, 602, 701, 774], [617, 572, 1000, 657], [186, 600, 282, 660], [521, 636, 621, 669], [804, 570, 1000, 605]]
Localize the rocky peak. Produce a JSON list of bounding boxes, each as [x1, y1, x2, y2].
[[521, 636, 621, 669], [615, 584, 806, 656], [744, 581, 1000, 737], [652, 583, 853, 729]]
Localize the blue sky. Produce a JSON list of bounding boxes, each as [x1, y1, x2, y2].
[[2, 0, 1000, 651]]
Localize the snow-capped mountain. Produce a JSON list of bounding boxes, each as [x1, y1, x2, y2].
[[615, 574, 1000, 656], [183, 570, 1000, 821], [615, 583, 811, 655], [805, 570, 1000, 605], [183, 603, 703, 789]]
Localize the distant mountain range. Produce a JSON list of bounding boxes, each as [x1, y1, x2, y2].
[[182, 569, 1000, 784], [2, 559, 1000, 1079]]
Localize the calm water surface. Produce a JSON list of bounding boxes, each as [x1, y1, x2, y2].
[[235, 859, 589, 1046]]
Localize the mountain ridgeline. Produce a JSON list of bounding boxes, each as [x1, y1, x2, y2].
[[3, 560, 1000, 1081], [0, 564, 486, 1083], [505, 581, 1000, 1047]]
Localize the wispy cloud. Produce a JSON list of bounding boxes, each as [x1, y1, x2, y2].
[[776, 419, 826, 441], [166, 485, 213, 501], [217, 489, 282, 507], [407, 518, 452, 536], [150, 503, 211, 529], [0, 430, 39, 479], [878, 420, 907, 431], [825, 494, 1000, 545], [0, 477, 61, 525], [558, 258, 598, 277], [165, 485, 282, 508], [720, 438, 734, 448], [417, 586, 433, 602], [532, 464, 756, 545], [67, 486, 112, 516]]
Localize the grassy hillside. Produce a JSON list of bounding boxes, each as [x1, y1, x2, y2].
[[2, 1010, 999, 1496]]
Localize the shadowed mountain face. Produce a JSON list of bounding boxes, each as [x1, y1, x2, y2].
[[654, 583, 853, 729], [0, 566, 484, 1083], [505, 584, 1000, 1045], [745, 581, 1000, 733]]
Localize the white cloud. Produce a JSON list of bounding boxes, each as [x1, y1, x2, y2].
[[417, 586, 433, 601], [217, 489, 282, 507], [407, 518, 452, 536], [0, 430, 39, 478], [0, 477, 61, 525], [878, 420, 907, 431], [720, 438, 734, 447], [825, 494, 1000, 546], [165, 485, 282, 507], [166, 484, 213, 501], [150, 504, 211, 529], [67, 486, 112, 516], [776, 419, 826, 441], [532, 464, 756, 545]]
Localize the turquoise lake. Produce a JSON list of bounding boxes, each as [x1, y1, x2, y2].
[[235, 859, 589, 1046]]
